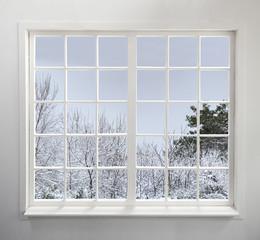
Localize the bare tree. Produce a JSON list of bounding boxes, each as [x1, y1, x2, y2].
[[35, 73, 64, 199]]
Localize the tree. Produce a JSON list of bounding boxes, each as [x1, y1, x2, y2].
[[35, 73, 64, 199], [35, 73, 228, 200], [185, 103, 229, 198], [186, 103, 228, 135]]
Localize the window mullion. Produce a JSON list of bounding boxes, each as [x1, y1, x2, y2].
[[64, 36, 67, 200], [196, 35, 201, 201], [165, 35, 169, 201], [127, 34, 137, 202]]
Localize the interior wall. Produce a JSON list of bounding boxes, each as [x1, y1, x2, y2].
[[0, 0, 260, 239]]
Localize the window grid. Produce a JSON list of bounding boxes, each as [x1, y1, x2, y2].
[[135, 35, 230, 201], [32, 34, 129, 201], [30, 31, 233, 205]]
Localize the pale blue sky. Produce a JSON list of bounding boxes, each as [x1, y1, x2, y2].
[[169, 70, 197, 100], [137, 37, 166, 67], [201, 37, 229, 67], [67, 71, 96, 100], [67, 37, 96, 67], [35, 36, 229, 135], [99, 70, 127, 100], [169, 37, 198, 67], [137, 70, 165, 100]]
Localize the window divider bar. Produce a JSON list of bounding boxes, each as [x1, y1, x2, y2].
[[64, 36, 67, 201], [196, 35, 201, 201], [95, 36, 99, 200], [127, 34, 137, 203], [165, 36, 169, 201]]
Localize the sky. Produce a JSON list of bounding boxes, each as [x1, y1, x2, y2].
[[35, 35, 229, 136]]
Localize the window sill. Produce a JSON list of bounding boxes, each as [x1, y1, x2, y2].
[[24, 205, 240, 218]]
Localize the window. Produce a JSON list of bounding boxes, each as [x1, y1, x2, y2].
[[21, 28, 238, 216]]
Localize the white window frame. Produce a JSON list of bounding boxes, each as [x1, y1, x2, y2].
[[19, 22, 244, 218]]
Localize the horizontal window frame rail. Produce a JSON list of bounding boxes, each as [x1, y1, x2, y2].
[[30, 199, 231, 206]]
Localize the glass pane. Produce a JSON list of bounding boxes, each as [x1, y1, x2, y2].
[[136, 170, 165, 199], [200, 103, 228, 134], [200, 137, 228, 167], [98, 37, 128, 67], [98, 170, 127, 199], [35, 103, 64, 134], [67, 103, 95, 134], [137, 37, 166, 67], [98, 136, 127, 166], [169, 37, 198, 67], [168, 170, 196, 199], [137, 103, 165, 134], [35, 70, 64, 101], [98, 103, 127, 133], [169, 70, 197, 101], [99, 70, 127, 100], [66, 170, 96, 199], [67, 36, 96, 67], [137, 70, 165, 100], [200, 170, 228, 199], [200, 71, 229, 101], [35, 137, 64, 167], [35, 169, 64, 199], [67, 71, 96, 101], [168, 136, 197, 167], [35, 37, 64, 67], [137, 137, 165, 166], [168, 103, 197, 134], [201, 37, 229, 67], [67, 137, 96, 167]]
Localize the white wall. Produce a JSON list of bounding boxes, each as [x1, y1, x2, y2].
[[0, 0, 260, 239]]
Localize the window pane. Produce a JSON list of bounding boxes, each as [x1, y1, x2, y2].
[[137, 70, 165, 100], [98, 37, 128, 67], [35, 70, 64, 101], [35, 137, 64, 167], [35, 169, 64, 199], [169, 37, 197, 67], [35, 103, 64, 134], [136, 137, 165, 166], [67, 36, 96, 67], [169, 70, 197, 101], [99, 70, 127, 100], [200, 170, 228, 199], [168, 103, 196, 134], [168, 170, 196, 199], [98, 136, 127, 166], [35, 37, 64, 67], [137, 37, 166, 67], [98, 103, 127, 133], [200, 103, 228, 134], [168, 136, 197, 167], [200, 71, 229, 101], [66, 170, 96, 199], [200, 137, 228, 167], [67, 137, 96, 167], [98, 170, 127, 199], [67, 103, 95, 134], [67, 71, 96, 101], [201, 37, 229, 67], [137, 103, 165, 134], [136, 170, 165, 199]]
